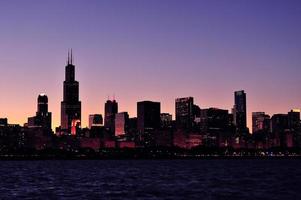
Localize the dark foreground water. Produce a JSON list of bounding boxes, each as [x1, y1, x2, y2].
[[0, 159, 300, 200]]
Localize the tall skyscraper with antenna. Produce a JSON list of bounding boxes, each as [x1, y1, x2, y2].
[[61, 50, 81, 135]]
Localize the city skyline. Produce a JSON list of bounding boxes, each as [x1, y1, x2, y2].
[[0, 0, 301, 130], [1, 52, 300, 133], [1, 50, 300, 131], [1, 2, 301, 199]]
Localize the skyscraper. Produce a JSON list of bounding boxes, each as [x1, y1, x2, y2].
[[37, 94, 49, 115], [137, 101, 161, 146], [88, 114, 103, 129], [271, 114, 288, 133], [115, 112, 129, 137], [288, 109, 300, 131], [137, 101, 161, 131], [104, 99, 118, 133], [252, 112, 270, 134], [200, 108, 229, 133], [175, 97, 194, 129], [234, 90, 247, 133], [61, 51, 81, 135], [271, 113, 289, 147], [28, 94, 52, 130], [160, 113, 172, 129]]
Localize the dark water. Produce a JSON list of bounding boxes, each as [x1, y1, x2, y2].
[[0, 159, 300, 200]]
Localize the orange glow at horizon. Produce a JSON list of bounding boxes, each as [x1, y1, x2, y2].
[[2, 91, 300, 134], [0, 0, 301, 135]]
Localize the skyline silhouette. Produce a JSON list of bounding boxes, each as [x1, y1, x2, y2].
[[0, 49, 299, 131], [0, 0, 300, 130], [0, 51, 300, 134], [1, 2, 301, 200]]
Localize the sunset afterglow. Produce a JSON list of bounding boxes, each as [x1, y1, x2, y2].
[[0, 0, 300, 131]]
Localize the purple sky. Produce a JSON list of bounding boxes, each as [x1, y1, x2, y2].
[[0, 0, 301, 129]]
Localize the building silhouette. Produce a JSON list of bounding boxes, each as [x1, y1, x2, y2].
[[288, 109, 300, 131], [28, 94, 52, 130], [252, 112, 270, 134], [137, 101, 161, 146], [271, 114, 288, 133], [234, 90, 247, 133], [88, 114, 103, 129], [199, 108, 231, 137], [60, 50, 81, 135], [115, 112, 129, 137], [137, 101, 161, 131], [271, 114, 290, 147], [160, 113, 172, 129], [104, 99, 118, 133], [175, 97, 194, 129], [0, 118, 8, 126]]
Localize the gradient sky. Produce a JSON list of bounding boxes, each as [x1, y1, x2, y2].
[[0, 0, 301, 131]]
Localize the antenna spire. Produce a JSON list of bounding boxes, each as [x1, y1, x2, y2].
[[71, 49, 73, 64], [67, 49, 70, 65]]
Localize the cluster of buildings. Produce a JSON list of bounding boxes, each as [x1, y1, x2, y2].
[[0, 53, 300, 154]]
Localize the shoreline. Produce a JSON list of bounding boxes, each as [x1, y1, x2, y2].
[[0, 155, 300, 161]]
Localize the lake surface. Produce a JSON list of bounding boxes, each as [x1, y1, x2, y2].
[[0, 159, 300, 199]]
